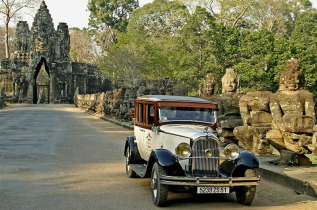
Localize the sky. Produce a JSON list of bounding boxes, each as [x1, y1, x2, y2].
[[9, 0, 317, 29], [21, 0, 153, 29]]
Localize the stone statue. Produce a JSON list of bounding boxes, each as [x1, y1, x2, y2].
[[233, 91, 273, 155], [74, 87, 79, 107], [136, 80, 146, 96], [203, 73, 218, 98], [0, 87, 6, 108], [165, 79, 174, 95], [310, 126, 317, 155], [123, 87, 137, 121], [266, 58, 316, 155], [211, 68, 243, 144]]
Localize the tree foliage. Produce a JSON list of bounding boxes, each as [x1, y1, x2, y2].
[[176, 6, 216, 92], [0, 0, 40, 58], [69, 28, 99, 63], [88, 0, 139, 32], [0, 26, 15, 60], [128, 0, 189, 37], [290, 10, 317, 96], [90, 0, 316, 97]]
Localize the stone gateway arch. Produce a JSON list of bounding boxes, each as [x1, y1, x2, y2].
[[0, 1, 108, 104]]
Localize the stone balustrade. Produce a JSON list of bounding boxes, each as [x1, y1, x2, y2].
[[0, 87, 6, 108], [75, 80, 175, 122]]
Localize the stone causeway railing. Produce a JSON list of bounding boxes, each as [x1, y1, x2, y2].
[[75, 81, 175, 122], [0, 87, 6, 108]]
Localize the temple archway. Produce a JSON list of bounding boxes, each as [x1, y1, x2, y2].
[[33, 57, 50, 104]]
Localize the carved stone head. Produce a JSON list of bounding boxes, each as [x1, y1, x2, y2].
[[222, 68, 240, 94], [279, 58, 305, 91], [203, 73, 218, 96]]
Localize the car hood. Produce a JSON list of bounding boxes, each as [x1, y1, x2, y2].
[[159, 124, 216, 139]]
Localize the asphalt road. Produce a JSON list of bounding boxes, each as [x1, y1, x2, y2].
[[0, 104, 316, 210]]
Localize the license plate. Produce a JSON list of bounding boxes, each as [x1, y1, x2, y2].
[[197, 187, 229, 194]]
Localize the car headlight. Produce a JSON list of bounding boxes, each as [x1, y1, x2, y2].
[[175, 143, 191, 159], [224, 144, 239, 160]]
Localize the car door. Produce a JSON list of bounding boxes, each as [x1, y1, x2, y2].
[[134, 102, 146, 159], [143, 103, 156, 159]]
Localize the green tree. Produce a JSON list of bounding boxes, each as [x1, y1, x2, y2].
[[234, 29, 275, 91], [210, 25, 241, 73], [121, 0, 189, 79], [176, 6, 216, 94], [0, 0, 40, 58], [271, 36, 292, 91], [290, 10, 317, 96], [97, 33, 148, 80], [88, 0, 139, 32]]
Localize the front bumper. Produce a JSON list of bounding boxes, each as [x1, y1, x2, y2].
[[160, 175, 260, 187]]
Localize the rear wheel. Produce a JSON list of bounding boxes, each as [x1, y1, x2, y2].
[[235, 169, 256, 205], [125, 147, 136, 178], [151, 162, 168, 206]]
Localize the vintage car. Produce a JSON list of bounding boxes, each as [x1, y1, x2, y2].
[[124, 95, 260, 206]]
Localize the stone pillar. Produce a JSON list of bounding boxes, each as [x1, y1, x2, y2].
[[50, 63, 56, 104], [84, 77, 87, 94], [26, 75, 34, 104], [50, 73, 56, 103]]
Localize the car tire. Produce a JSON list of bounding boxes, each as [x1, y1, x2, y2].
[[235, 169, 256, 205], [151, 162, 168, 206], [126, 147, 137, 178]]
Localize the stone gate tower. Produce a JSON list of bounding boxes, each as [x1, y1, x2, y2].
[[0, 1, 107, 104]]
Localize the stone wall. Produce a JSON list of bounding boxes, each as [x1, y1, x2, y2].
[[75, 79, 175, 121], [0, 87, 6, 108]]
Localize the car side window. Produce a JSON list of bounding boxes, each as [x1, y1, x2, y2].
[[145, 104, 155, 125], [138, 103, 144, 123]]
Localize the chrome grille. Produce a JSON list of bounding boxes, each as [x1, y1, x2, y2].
[[191, 137, 219, 177]]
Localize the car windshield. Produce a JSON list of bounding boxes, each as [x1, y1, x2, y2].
[[158, 106, 217, 124]]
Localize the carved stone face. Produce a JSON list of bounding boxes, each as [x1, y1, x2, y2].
[[279, 58, 304, 91], [203, 73, 218, 96], [285, 82, 300, 91], [223, 77, 237, 93], [221, 68, 240, 94], [204, 82, 216, 96], [284, 72, 302, 91]]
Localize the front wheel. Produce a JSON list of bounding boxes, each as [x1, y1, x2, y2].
[[151, 162, 168, 206], [125, 147, 136, 178], [235, 169, 256, 205]]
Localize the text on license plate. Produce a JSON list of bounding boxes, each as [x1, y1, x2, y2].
[[197, 187, 229, 194]]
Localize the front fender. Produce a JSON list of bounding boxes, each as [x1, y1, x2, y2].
[[144, 149, 183, 177], [151, 149, 177, 167], [220, 151, 259, 177], [232, 151, 259, 177], [235, 151, 259, 168]]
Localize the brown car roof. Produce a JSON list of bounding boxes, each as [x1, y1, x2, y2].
[[137, 95, 216, 103]]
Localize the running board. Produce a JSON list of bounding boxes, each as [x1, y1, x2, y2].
[[130, 164, 147, 177]]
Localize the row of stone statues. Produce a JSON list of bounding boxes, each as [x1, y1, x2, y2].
[[203, 58, 317, 160], [75, 80, 174, 122]]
